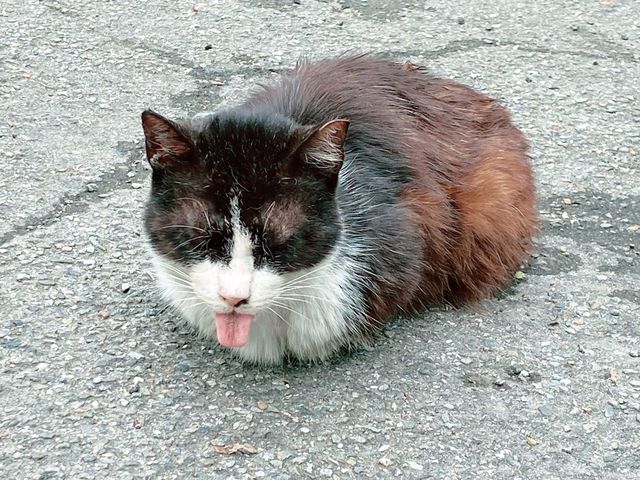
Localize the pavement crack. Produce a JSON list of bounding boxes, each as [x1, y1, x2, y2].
[[395, 38, 637, 63], [0, 141, 147, 247]]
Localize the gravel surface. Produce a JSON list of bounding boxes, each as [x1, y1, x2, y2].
[[1, 1, 639, 479]]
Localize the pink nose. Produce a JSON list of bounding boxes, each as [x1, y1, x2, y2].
[[221, 295, 248, 307]]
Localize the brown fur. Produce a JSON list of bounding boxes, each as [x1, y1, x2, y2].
[[396, 78, 538, 310]]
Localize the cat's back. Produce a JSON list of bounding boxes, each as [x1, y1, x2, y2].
[[247, 55, 525, 163], [247, 55, 414, 130], [249, 55, 432, 125]]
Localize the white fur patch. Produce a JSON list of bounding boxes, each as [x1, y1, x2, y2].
[[149, 245, 361, 365]]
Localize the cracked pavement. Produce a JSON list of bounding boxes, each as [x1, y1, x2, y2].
[[1, 0, 639, 479]]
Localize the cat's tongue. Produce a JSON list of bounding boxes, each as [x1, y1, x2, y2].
[[215, 313, 254, 348]]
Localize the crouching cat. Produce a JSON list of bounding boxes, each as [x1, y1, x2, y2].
[[141, 55, 537, 365]]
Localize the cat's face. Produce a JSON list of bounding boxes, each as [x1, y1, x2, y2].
[[141, 110, 349, 346]]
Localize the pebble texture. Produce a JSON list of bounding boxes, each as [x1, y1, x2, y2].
[[1, 0, 639, 479]]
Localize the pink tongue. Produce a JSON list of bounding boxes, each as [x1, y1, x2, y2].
[[215, 313, 255, 348]]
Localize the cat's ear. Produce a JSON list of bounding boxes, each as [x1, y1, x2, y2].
[[296, 119, 349, 178], [141, 110, 194, 169]]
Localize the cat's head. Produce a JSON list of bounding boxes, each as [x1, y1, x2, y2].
[[141, 109, 349, 344]]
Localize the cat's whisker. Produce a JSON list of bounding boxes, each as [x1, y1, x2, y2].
[[162, 273, 194, 288], [160, 224, 208, 233], [265, 306, 292, 328], [268, 301, 315, 324], [170, 234, 209, 253], [281, 267, 334, 288], [275, 294, 333, 305], [155, 261, 192, 279], [263, 201, 276, 230]]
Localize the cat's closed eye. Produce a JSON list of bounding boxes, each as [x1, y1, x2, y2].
[[262, 200, 306, 244]]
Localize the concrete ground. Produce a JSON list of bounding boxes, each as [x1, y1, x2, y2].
[[1, 0, 639, 478]]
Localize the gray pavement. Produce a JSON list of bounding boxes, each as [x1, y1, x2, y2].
[[1, 0, 639, 478]]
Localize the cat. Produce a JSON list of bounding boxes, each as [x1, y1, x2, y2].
[[141, 55, 537, 365]]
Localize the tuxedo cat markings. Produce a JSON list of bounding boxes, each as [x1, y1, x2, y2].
[[141, 55, 538, 364]]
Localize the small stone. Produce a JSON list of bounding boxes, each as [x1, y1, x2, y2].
[[408, 461, 423, 471], [276, 451, 292, 461], [300, 427, 310, 434], [604, 404, 616, 418], [514, 271, 525, 280], [92, 376, 103, 384], [97, 310, 110, 319], [127, 351, 145, 365], [257, 400, 268, 411], [609, 309, 620, 317], [378, 444, 390, 452], [506, 365, 522, 376], [16, 272, 30, 282], [621, 34, 629, 40], [466, 374, 484, 385], [570, 25, 579, 31], [86, 183, 98, 192], [457, 17, 465, 25], [121, 283, 131, 293], [379, 457, 392, 467], [82, 455, 97, 463], [538, 404, 553, 417], [331, 434, 341, 444], [131, 182, 143, 189], [629, 351, 640, 358], [527, 437, 539, 446], [30, 451, 47, 460], [204, 44, 213, 50], [528, 372, 542, 383]]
